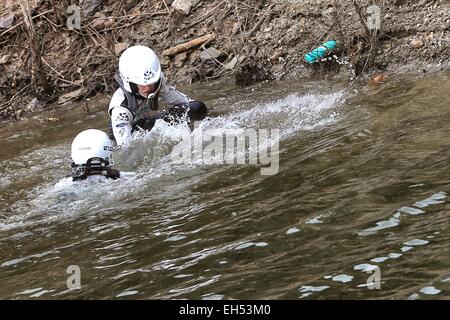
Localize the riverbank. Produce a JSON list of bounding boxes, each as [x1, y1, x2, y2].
[[0, 0, 449, 120]]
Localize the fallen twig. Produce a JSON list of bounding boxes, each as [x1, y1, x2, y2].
[[205, 70, 232, 80], [41, 57, 65, 78], [182, 1, 226, 31], [352, 0, 379, 74], [85, 26, 116, 58], [82, 11, 167, 29], [245, 4, 275, 39], [0, 84, 31, 116], [352, 1, 372, 41], [0, 9, 53, 38], [163, 33, 215, 56], [100, 12, 168, 32], [161, 0, 173, 40], [19, 0, 52, 93], [41, 14, 59, 31]]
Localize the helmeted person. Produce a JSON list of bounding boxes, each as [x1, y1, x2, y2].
[[71, 129, 120, 181], [108, 45, 208, 146]]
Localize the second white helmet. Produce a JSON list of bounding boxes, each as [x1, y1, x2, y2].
[[119, 45, 162, 97], [71, 129, 114, 166]]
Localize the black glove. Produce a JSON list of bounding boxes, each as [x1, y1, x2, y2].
[[132, 117, 156, 132], [105, 167, 120, 180]]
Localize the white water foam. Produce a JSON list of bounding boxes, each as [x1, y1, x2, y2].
[[357, 191, 447, 237], [0, 91, 346, 233]]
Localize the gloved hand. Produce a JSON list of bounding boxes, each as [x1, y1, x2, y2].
[[157, 105, 189, 123], [132, 117, 156, 131], [105, 167, 120, 180]]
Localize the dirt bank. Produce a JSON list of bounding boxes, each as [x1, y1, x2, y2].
[[0, 0, 449, 120]]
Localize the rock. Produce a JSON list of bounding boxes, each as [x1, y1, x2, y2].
[[124, 0, 139, 12], [15, 109, 23, 119], [232, 22, 240, 35], [174, 52, 187, 67], [269, 48, 284, 62], [298, 17, 306, 28], [26, 98, 43, 113], [410, 39, 423, 49], [57, 89, 84, 105], [322, 6, 335, 18], [0, 13, 15, 29], [92, 13, 106, 30], [92, 20, 104, 30], [104, 18, 114, 29], [200, 47, 225, 61], [44, 117, 60, 122], [235, 58, 273, 86], [171, 0, 200, 15], [80, 0, 105, 16], [188, 50, 200, 63], [223, 56, 238, 70], [418, 0, 431, 5], [160, 56, 170, 68], [368, 73, 387, 85], [93, 11, 105, 18], [114, 42, 129, 56], [129, 8, 141, 19], [0, 54, 11, 64]]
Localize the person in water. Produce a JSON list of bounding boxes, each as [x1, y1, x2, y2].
[[70, 129, 120, 181], [108, 45, 208, 146]]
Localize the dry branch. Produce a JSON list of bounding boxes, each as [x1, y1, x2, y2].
[[0, 9, 54, 38], [18, 0, 52, 93], [245, 4, 275, 38], [162, 33, 215, 56], [182, 1, 226, 31]]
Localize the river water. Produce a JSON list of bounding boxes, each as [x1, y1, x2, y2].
[[1, 70, 449, 299]]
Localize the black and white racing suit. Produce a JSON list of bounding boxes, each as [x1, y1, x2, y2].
[[108, 72, 207, 146]]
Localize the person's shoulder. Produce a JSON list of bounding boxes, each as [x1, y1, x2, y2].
[[111, 88, 126, 100], [109, 88, 126, 114]]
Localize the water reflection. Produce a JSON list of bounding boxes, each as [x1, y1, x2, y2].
[[1, 71, 450, 299]]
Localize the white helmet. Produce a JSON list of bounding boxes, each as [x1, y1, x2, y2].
[[119, 45, 162, 98], [71, 129, 114, 166]]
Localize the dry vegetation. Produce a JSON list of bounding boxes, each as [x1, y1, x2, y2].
[[0, 0, 448, 119]]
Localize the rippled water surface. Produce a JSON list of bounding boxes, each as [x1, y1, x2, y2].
[[1, 71, 450, 299]]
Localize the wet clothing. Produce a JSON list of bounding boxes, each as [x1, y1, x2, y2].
[[108, 72, 207, 146], [71, 166, 120, 182], [71, 157, 120, 181]]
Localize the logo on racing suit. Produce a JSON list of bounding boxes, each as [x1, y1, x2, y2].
[[116, 112, 129, 122]]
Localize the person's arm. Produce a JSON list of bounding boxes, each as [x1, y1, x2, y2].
[[109, 89, 133, 146], [158, 73, 191, 106], [110, 107, 133, 146]]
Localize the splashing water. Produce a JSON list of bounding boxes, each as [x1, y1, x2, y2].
[[0, 90, 345, 233], [2, 72, 450, 299]]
